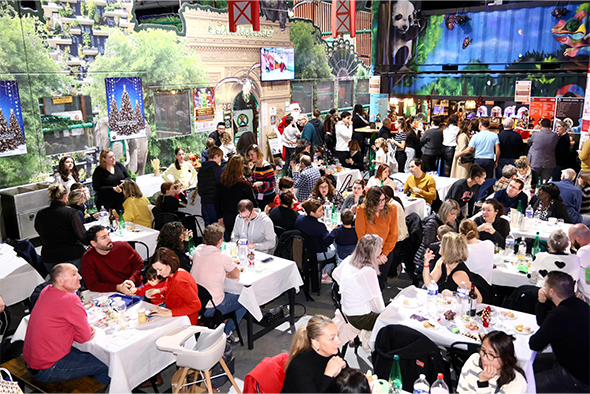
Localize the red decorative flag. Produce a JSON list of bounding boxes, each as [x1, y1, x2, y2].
[[332, 0, 356, 38], [228, 0, 260, 32]]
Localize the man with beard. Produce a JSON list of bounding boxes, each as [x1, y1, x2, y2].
[[81, 225, 143, 294]]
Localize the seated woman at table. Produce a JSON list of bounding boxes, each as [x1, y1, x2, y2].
[[156, 221, 192, 272], [423, 232, 482, 302], [310, 177, 344, 210], [68, 187, 97, 224], [191, 223, 246, 341], [414, 199, 460, 273], [515, 156, 535, 191], [528, 229, 580, 288], [162, 148, 197, 189], [92, 149, 129, 212], [150, 247, 201, 325], [296, 199, 336, 282], [341, 179, 365, 213], [366, 164, 396, 189], [155, 182, 184, 219], [282, 315, 346, 393], [531, 184, 572, 223], [474, 199, 510, 249], [54, 155, 80, 193], [355, 187, 398, 289], [34, 184, 87, 272], [459, 219, 494, 285], [332, 234, 386, 331], [269, 191, 300, 234], [121, 179, 152, 228], [343, 140, 364, 171], [457, 331, 527, 394], [266, 176, 302, 213]]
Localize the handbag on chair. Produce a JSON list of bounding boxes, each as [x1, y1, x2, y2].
[[0, 368, 23, 394]]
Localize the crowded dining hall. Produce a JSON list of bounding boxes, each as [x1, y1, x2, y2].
[[1, 1, 590, 393]]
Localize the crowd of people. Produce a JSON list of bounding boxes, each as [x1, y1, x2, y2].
[[11, 108, 590, 393]]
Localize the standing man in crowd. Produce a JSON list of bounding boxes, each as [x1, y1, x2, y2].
[[463, 119, 500, 179], [308, 109, 325, 146], [528, 118, 558, 183], [378, 117, 392, 140], [292, 155, 321, 202], [335, 111, 353, 164], [497, 118, 524, 178], [208, 122, 225, 147], [81, 225, 143, 294], [23, 263, 110, 386], [300, 114, 321, 147], [198, 146, 224, 226], [420, 116, 444, 173], [552, 168, 583, 224]]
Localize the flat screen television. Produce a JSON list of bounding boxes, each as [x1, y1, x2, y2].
[[260, 47, 295, 82]]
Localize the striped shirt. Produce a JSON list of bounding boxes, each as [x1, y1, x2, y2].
[[457, 353, 527, 394], [252, 161, 276, 197], [394, 130, 407, 151], [581, 185, 590, 215]]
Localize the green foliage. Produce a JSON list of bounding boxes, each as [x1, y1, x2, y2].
[[59, 3, 72, 17], [289, 20, 332, 80], [86, 1, 97, 21], [79, 1, 86, 17], [84, 28, 208, 171], [356, 64, 369, 78], [83, 32, 91, 48], [0, 7, 73, 188], [414, 14, 444, 66]]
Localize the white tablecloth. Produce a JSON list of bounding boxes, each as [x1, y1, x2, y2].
[[13, 297, 191, 394], [0, 244, 44, 306], [369, 286, 539, 393], [224, 252, 303, 321], [508, 218, 573, 242], [135, 173, 197, 199], [392, 173, 458, 201], [492, 254, 532, 288], [85, 223, 158, 261], [399, 195, 427, 219]]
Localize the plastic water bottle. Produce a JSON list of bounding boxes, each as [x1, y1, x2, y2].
[[237, 238, 248, 265], [505, 234, 515, 256], [427, 281, 438, 316], [518, 240, 527, 257], [99, 206, 108, 227], [525, 205, 533, 219], [323, 203, 331, 223], [457, 281, 469, 321], [431, 373, 448, 394], [413, 374, 429, 394]]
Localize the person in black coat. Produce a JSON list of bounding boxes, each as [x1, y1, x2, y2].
[[269, 191, 300, 235], [282, 315, 346, 393], [351, 104, 369, 153], [34, 184, 87, 272], [215, 155, 257, 241], [198, 146, 224, 226], [156, 221, 192, 272], [473, 199, 510, 248], [343, 140, 365, 171], [531, 184, 572, 223], [92, 149, 129, 212]]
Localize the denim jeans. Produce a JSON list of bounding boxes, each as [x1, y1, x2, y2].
[[28, 347, 110, 387], [201, 204, 217, 226], [318, 244, 337, 274], [203, 292, 247, 334]]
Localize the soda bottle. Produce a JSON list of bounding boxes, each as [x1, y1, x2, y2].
[[532, 231, 541, 257], [109, 209, 118, 232], [118, 210, 126, 230], [331, 203, 338, 225], [388, 354, 402, 394], [430, 373, 448, 394], [413, 374, 429, 394], [516, 200, 523, 215], [468, 283, 477, 317]]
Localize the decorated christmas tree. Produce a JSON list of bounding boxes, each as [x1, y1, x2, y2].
[[8, 109, 25, 145], [108, 97, 120, 133], [134, 100, 143, 126], [0, 109, 8, 137]]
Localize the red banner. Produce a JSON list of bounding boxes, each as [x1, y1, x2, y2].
[[228, 0, 260, 33]]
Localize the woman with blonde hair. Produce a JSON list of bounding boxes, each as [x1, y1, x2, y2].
[[515, 156, 533, 191], [68, 188, 96, 224], [92, 149, 130, 212], [423, 232, 482, 301], [355, 186, 398, 289], [372, 137, 388, 167], [121, 179, 152, 228], [459, 219, 494, 285], [34, 184, 87, 271], [220, 131, 237, 161], [282, 315, 346, 393], [218, 155, 257, 240], [332, 234, 386, 330]]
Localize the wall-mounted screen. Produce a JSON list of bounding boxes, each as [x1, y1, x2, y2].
[[260, 47, 295, 82]]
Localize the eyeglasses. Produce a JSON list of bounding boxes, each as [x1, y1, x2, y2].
[[479, 348, 500, 361], [240, 211, 252, 221], [378, 197, 386, 203]]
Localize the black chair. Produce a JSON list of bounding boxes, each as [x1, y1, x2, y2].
[[273, 225, 286, 239], [196, 284, 244, 347], [152, 212, 179, 231], [300, 232, 336, 296], [274, 229, 312, 301], [330, 281, 360, 358], [181, 214, 206, 246], [127, 240, 150, 262], [448, 341, 481, 391]]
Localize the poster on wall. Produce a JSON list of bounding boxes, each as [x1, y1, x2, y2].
[[233, 109, 254, 140], [369, 93, 388, 122], [39, 96, 94, 156], [153, 90, 192, 140], [105, 77, 146, 141], [515, 81, 532, 103], [0, 81, 26, 157], [529, 97, 557, 126], [555, 97, 584, 133], [193, 87, 216, 133]]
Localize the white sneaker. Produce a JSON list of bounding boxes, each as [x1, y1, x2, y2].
[[226, 331, 240, 343], [321, 271, 333, 284]]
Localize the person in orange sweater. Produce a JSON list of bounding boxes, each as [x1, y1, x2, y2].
[[355, 186, 398, 289], [150, 247, 201, 325], [403, 158, 437, 205]]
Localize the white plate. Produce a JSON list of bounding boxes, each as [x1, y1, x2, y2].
[[418, 320, 440, 330], [401, 298, 418, 308], [514, 326, 534, 335], [500, 311, 518, 320]]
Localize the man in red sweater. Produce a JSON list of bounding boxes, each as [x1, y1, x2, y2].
[[23, 263, 110, 386], [81, 225, 143, 294]]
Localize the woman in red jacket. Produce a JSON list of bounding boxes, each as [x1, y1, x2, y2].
[[150, 247, 201, 325]]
